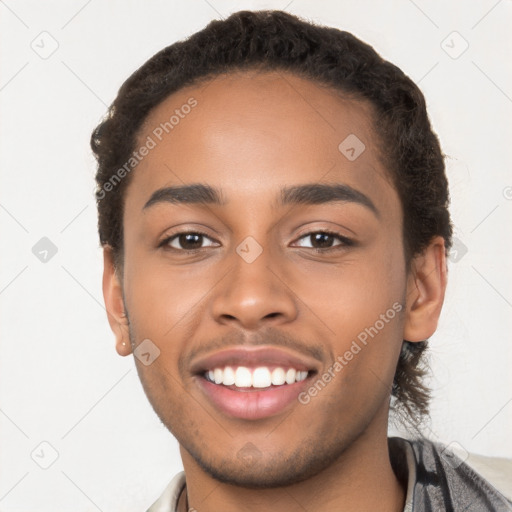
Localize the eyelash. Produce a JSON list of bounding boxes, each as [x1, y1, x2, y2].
[[158, 229, 355, 254]]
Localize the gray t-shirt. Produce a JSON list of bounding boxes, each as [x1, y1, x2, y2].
[[147, 436, 512, 511]]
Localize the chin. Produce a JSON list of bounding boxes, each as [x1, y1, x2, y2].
[[184, 439, 347, 489]]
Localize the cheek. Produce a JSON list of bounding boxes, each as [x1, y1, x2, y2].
[[123, 249, 213, 336], [289, 236, 405, 329], [294, 240, 406, 389], [123, 251, 218, 394]]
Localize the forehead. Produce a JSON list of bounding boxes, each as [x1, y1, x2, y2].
[[126, 69, 397, 216]]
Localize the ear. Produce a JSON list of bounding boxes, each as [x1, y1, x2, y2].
[[403, 236, 448, 342], [102, 246, 131, 356]]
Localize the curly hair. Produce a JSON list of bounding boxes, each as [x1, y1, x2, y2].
[[91, 10, 453, 431]]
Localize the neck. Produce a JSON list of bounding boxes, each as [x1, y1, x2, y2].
[[178, 419, 406, 512]]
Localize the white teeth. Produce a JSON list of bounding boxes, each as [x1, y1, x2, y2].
[[234, 366, 252, 387], [213, 368, 223, 385], [222, 366, 235, 386], [205, 366, 309, 388], [252, 367, 272, 388], [271, 367, 286, 385], [285, 368, 296, 384], [296, 371, 308, 382]]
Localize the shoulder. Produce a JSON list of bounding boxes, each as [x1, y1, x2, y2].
[[146, 472, 186, 512], [465, 451, 512, 502], [402, 436, 512, 511]]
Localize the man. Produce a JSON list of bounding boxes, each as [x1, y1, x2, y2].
[[91, 10, 512, 512]]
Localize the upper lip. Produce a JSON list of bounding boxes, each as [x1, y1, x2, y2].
[[190, 346, 321, 375]]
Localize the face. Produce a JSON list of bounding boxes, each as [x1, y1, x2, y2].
[[113, 70, 413, 487]]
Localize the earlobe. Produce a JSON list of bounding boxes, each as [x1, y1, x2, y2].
[[102, 247, 132, 356], [403, 236, 447, 343]]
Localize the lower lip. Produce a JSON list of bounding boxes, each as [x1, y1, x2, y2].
[[196, 376, 312, 420]]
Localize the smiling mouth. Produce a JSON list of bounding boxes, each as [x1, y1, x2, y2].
[[196, 367, 317, 420], [202, 365, 314, 390], [191, 345, 321, 419]]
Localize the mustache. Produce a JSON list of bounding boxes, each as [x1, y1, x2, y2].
[[179, 327, 328, 375]]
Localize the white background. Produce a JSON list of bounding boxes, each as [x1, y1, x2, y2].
[[1, 0, 511, 510]]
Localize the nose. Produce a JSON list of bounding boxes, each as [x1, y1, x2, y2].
[[210, 243, 298, 330]]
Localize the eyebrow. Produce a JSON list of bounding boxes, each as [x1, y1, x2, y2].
[[143, 182, 380, 218]]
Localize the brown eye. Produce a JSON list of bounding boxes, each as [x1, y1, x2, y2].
[[294, 231, 353, 250], [309, 233, 336, 249], [161, 232, 218, 251]]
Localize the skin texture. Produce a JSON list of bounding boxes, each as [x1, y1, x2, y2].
[[103, 70, 447, 511]]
